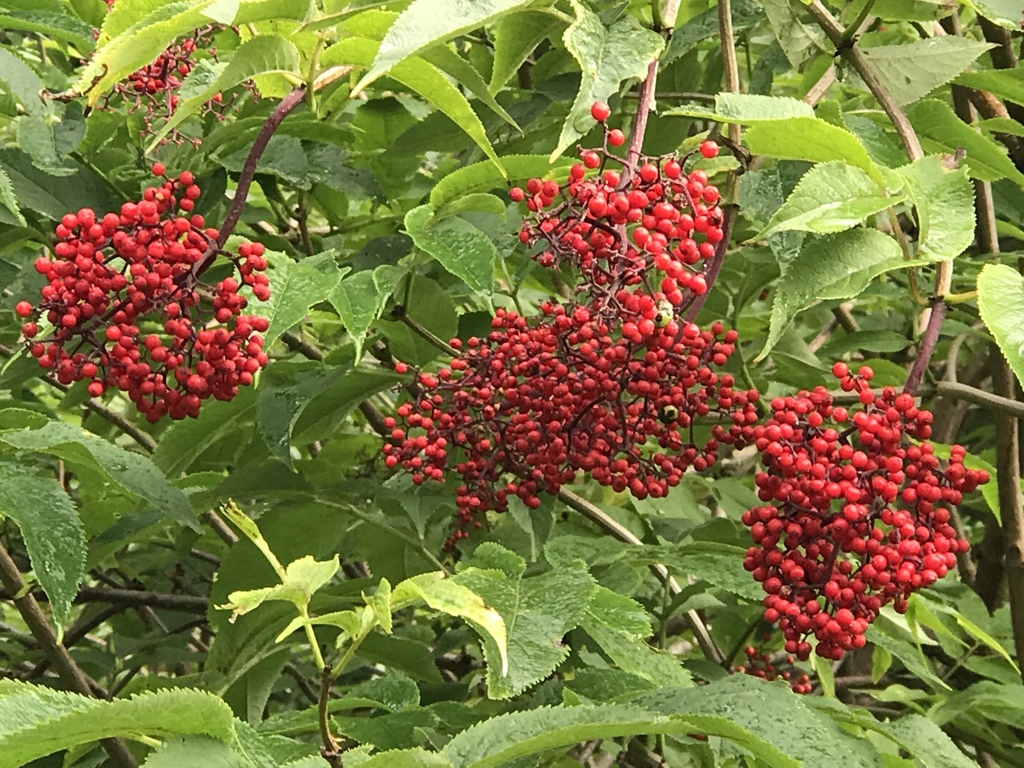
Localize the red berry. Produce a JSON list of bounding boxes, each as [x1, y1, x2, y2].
[[608, 129, 625, 146], [590, 101, 611, 122], [15, 301, 32, 318], [699, 140, 719, 158]]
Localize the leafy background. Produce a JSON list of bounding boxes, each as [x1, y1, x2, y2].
[[0, 0, 1023, 766]]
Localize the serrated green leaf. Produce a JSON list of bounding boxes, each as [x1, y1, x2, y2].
[[404, 205, 495, 297], [0, 461, 84, 635], [898, 156, 975, 260], [329, 271, 386, 362], [489, 10, 563, 93], [956, 67, 1024, 108], [758, 229, 922, 361], [348, 749, 453, 768], [859, 37, 993, 106], [553, 1, 663, 160], [221, 555, 340, 620], [909, 99, 1024, 186], [142, 736, 248, 768], [441, 700, 797, 768], [0, 682, 234, 767], [0, 421, 195, 529], [0, 167, 25, 226], [759, 162, 901, 238], [366, 578, 393, 634], [429, 155, 576, 215], [147, 35, 302, 149], [393, 571, 509, 677], [0, 10, 94, 49], [352, 0, 537, 93], [745, 117, 886, 188], [885, 715, 974, 768], [321, 37, 505, 173], [453, 558, 595, 698], [257, 251, 345, 348], [581, 586, 692, 687], [663, 0, 764, 65], [151, 387, 257, 476], [0, 49, 45, 116], [978, 263, 1024, 391], [873, 0, 956, 21]]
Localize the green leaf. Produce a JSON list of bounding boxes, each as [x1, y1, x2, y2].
[[489, 11, 563, 93], [553, 1, 664, 160], [978, 263, 1024, 392], [329, 270, 386, 361], [759, 162, 901, 238], [257, 251, 345, 348], [760, 0, 824, 68], [151, 387, 257, 476], [365, 578, 393, 634], [453, 551, 596, 698], [418, 44, 520, 129], [0, 167, 25, 226], [0, 461, 84, 635], [346, 749, 453, 768], [0, 10, 95, 49], [859, 37, 993, 105], [429, 155, 576, 216], [873, 0, 956, 21], [757, 228, 918, 362], [0, 48, 45, 116], [632, 676, 881, 768], [321, 38, 505, 173], [884, 715, 974, 768], [581, 586, 692, 686], [745, 117, 885, 188], [0, 681, 234, 767], [642, 543, 765, 601], [256, 361, 352, 468], [142, 736, 248, 768], [352, 0, 537, 93], [220, 555, 340, 620], [663, 0, 764, 65], [392, 571, 508, 675], [908, 99, 1024, 186], [404, 205, 495, 297], [898, 156, 975, 260], [441, 701, 797, 768], [147, 34, 302, 149], [0, 421, 194, 529], [955, 67, 1024, 108]]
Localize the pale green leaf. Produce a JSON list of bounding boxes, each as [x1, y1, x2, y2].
[[393, 571, 509, 676], [0, 48, 45, 116], [202, 0, 240, 24], [967, 0, 1022, 29], [760, 0, 825, 68], [0, 10, 94, 49], [757, 229, 919, 361], [0, 682, 234, 767], [348, 749, 453, 768], [744, 117, 886, 188], [859, 37, 993, 105], [978, 263, 1024, 392], [898, 156, 975, 260], [909, 99, 1024, 186], [329, 270, 388, 361], [0, 167, 26, 226], [365, 578, 393, 635], [257, 251, 345, 348], [404, 205, 495, 297], [221, 555, 339, 619], [0, 421, 194, 529], [663, 0, 764, 65], [553, 1, 664, 159], [352, 0, 537, 93], [142, 736, 247, 768], [873, 0, 957, 21], [453, 557, 595, 698], [759, 162, 901, 238], [489, 11, 563, 93], [0, 461, 84, 635]]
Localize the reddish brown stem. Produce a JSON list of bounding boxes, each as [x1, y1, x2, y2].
[[904, 298, 945, 396]]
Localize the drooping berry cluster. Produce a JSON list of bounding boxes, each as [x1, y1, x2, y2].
[[738, 365, 987, 660], [15, 165, 270, 422], [384, 103, 757, 547], [734, 641, 812, 695]]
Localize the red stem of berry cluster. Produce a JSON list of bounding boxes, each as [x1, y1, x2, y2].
[[904, 298, 946, 396], [623, 60, 659, 182], [212, 85, 308, 250]]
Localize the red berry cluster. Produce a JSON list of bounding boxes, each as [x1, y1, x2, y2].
[[738, 365, 987, 660], [383, 103, 757, 547], [15, 165, 270, 422], [734, 641, 812, 695]]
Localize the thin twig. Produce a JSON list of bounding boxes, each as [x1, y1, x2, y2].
[[557, 488, 724, 664], [75, 587, 208, 613], [0, 541, 138, 767], [934, 382, 1024, 420]]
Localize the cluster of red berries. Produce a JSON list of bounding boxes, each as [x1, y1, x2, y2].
[[734, 641, 812, 695], [15, 165, 270, 422], [383, 103, 756, 547], [738, 364, 987, 660]]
